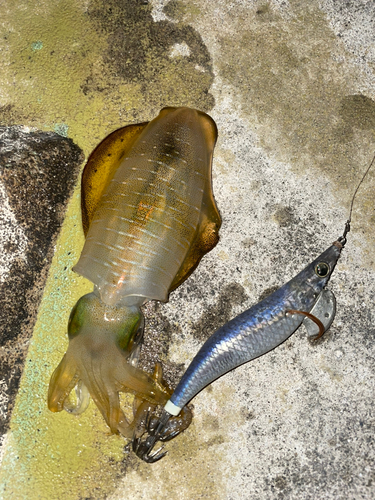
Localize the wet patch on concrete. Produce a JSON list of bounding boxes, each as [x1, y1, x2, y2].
[[139, 301, 186, 388], [0, 0, 215, 154], [217, 0, 375, 261], [86, 0, 215, 112], [111, 381, 241, 500], [340, 93, 375, 131], [273, 205, 296, 228], [0, 127, 83, 435], [190, 282, 248, 342], [128, 284, 248, 391], [258, 285, 279, 302]]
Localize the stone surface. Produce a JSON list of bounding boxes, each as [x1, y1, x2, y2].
[[0, 1, 374, 499], [0, 127, 83, 435]]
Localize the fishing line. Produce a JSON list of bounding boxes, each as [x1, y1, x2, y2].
[[342, 151, 375, 242]]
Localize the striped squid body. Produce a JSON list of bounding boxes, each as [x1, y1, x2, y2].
[[48, 107, 221, 437]]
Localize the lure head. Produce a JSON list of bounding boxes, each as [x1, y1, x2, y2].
[[293, 240, 343, 308], [48, 292, 170, 436]]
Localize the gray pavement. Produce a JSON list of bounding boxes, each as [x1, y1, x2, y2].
[[0, 1, 374, 499]]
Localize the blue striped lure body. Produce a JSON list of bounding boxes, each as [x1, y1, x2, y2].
[[167, 242, 342, 412], [133, 240, 344, 461], [48, 107, 221, 437]]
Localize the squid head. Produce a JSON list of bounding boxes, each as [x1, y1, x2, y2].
[[48, 293, 174, 436]]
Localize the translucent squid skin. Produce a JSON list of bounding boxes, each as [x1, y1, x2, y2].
[[48, 107, 221, 438], [74, 107, 220, 306], [167, 242, 342, 412]]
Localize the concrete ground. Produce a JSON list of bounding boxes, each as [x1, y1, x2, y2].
[[0, 1, 374, 499]]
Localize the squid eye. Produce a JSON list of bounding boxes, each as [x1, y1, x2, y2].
[[68, 299, 85, 339], [315, 262, 330, 277]]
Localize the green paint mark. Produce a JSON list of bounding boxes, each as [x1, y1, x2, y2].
[[0, 0, 215, 154], [54, 123, 69, 137], [31, 40, 43, 51]]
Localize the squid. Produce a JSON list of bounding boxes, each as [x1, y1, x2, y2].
[[48, 107, 221, 438]]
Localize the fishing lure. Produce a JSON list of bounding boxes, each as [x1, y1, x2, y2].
[[48, 107, 221, 437], [133, 153, 375, 462]]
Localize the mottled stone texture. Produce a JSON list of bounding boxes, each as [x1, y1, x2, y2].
[[0, 127, 83, 434]]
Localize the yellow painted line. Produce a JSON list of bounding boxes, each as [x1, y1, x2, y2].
[[0, 187, 126, 500]]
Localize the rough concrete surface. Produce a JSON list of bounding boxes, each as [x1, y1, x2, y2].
[[0, 1, 374, 499], [0, 127, 83, 436]]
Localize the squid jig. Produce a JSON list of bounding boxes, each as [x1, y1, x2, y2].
[[133, 152, 375, 462]]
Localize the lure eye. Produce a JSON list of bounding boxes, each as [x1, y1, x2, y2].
[[315, 262, 330, 278]]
